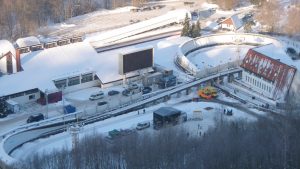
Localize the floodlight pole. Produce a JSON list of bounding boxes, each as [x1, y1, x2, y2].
[[62, 85, 65, 114], [123, 74, 127, 87], [45, 89, 48, 119]]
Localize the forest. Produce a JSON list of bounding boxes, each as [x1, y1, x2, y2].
[[0, 0, 299, 41], [0, 0, 137, 40], [8, 112, 300, 169]]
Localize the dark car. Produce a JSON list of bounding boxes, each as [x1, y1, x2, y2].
[[97, 101, 108, 106], [122, 89, 131, 96], [142, 87, 152, 94], [108, 90, 120, 96], [27, 113, 44, 123], [157, 75, 177, 89], [0, 113, 7, 118], [128, 83, 139, 90]]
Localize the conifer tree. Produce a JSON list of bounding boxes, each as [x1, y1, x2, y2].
[[181, 13, 191, 37]]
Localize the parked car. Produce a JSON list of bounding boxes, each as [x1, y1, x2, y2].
[[122, 89, 131, 96], [136, 121, 150, 130], [142, 87, 152, 94], [89, 91, 104, 100], [157, 75, 177, 89], [0, 113, 7, 118], [286, 47, 296, 55], [108, 90, 120, 96], [128, 83, 139, 90], [27, 113, 44, 123], [97, 101, 108, 106]]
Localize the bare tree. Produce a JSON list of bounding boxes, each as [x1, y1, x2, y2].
[[255, 0, 281, 33]]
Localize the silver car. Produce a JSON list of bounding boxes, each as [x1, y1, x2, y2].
[[136, 121, 150, 130]]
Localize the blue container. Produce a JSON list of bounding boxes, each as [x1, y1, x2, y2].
[[64, 105, 76, 114]]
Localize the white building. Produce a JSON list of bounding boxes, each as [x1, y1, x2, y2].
[[240, 44, 297, 102], [0, 41, 152, 104]]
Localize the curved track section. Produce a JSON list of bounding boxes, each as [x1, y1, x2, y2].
[[175, 33, 282, 78]]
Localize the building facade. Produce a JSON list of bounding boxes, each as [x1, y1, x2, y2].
[[240, 45, 296, 102]]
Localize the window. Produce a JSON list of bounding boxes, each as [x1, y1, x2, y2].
[[29, 94, 35, 100], [54, 79, 67, 88], [68, 76, 80, 86], [81, 73, 93, 83]]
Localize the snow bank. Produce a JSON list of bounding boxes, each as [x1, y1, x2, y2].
[[0, 40, 15, 56]]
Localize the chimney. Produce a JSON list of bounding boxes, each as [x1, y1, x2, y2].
[[16, 49, 22, 72]]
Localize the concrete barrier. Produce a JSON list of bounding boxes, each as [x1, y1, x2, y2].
[[176, 33, 282, 78]]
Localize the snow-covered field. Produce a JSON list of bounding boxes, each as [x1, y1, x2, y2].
[[187, 45, 253, 70], [38, 1, 197, 38], [11, 97, 258, 161]]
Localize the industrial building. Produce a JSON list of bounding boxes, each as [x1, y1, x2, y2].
[[0, 38, 156, 106]]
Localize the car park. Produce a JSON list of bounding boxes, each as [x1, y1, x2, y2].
[[27, 113, 44, 123], [136, 121, 150, 130], [142, 87, 152, 94], [97, 101, 108, 106], [89, 91, 104, 100], [108, 90, 120, 96]]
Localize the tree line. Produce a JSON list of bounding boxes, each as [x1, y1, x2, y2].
[[8, 111, 300, 169]]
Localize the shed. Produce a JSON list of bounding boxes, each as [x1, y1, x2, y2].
[[153, 107, 182, 128], [16, 36, 41, 48]]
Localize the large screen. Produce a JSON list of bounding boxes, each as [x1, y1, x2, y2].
[[119, 48, 153, 75]]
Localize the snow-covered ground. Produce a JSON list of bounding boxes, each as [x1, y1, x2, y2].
[[11, 97, 258, 161], [38, 1, 197, 38], [187, 45, 253, 70]]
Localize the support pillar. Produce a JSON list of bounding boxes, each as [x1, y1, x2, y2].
[[228, 74, 234, 83]]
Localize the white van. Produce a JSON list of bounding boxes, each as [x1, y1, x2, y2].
[[89, 91, 104, 100]]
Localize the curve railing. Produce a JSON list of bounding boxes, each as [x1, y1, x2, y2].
[[176, 33, 282, 78]]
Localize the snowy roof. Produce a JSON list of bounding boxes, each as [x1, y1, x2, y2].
[[231, 14, 243, 30], [86, 9, 189, 46], [205, 21, 219, 30], [0, 40, 15, 56], [241, 44, 297, 100], [0, 41, 156, 96], [16, 36, 41, 48], [221, 14, 243, 30], [154, 107, 181, 117]]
